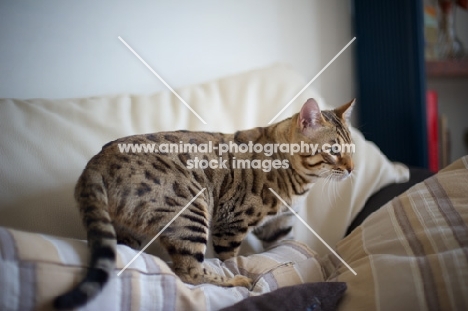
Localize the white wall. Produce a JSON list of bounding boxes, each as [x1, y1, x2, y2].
[[0, 0, 355, 109]]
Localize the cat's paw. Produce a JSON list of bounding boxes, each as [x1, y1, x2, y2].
[[229, 275, 253, 289]]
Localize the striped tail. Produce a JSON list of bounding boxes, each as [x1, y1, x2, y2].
[[54, 172, 117, 309]]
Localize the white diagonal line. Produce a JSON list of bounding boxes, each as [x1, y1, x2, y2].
[[118, 36, 207, 125], [268, 188, 357, 275], [117, 188, 206, 276], [268, 37, 356, 124]]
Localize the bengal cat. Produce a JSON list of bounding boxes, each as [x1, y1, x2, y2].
[[54, 98, 354, 309]]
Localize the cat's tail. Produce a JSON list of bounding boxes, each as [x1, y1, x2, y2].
[[54, 170, 117, 309]]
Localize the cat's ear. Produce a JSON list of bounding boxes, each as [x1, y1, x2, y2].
[[335, 98, 355, 123], [297, 98, 324, 132]]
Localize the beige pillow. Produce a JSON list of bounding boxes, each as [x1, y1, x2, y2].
[[326, 156, 468, 310]]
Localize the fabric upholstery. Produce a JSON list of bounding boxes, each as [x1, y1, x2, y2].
[[326, 156, 468, 311]]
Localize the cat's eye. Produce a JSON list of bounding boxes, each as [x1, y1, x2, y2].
[[322, 148, 339, 157], [325, 140, 341, 156]]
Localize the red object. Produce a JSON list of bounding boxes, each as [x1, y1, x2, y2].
[[439, 0, 452, 13], [440, 0, 468, 11], [426, 90, 439, 172], [457, 0, 468, 9]]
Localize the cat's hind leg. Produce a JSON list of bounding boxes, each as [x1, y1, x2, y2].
[[114, 224, 143, 250]]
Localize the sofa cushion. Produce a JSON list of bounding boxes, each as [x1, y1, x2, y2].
[[0, 63, 408, 257], [325, 156, 468, 310], [346, 167, 434, 235], [0, 227, 323, 311]]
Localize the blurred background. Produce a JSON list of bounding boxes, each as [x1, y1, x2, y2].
[[0, 0, 467, 169], [353, 0, 468, 171]]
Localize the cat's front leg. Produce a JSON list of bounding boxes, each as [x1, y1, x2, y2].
[[252, 212, 295, 249]]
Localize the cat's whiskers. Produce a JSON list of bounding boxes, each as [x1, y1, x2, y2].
[[325, 174, 333, 204], [318, 169, 329, 177], [322, 175, 330, 201], [334, 175, 343, 203], [323, 173, 335, 205], [331, 175, 339, 205], [349, 169, 357, 189]]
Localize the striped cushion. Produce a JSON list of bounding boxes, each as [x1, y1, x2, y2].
[[0, 230, 323, 311], [327, 156, 468, 310]]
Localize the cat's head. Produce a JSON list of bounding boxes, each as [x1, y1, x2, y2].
[[290, 98, 355, 181]]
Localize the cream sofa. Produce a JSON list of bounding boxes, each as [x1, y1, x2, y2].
[[2, 64, 466, 310]]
